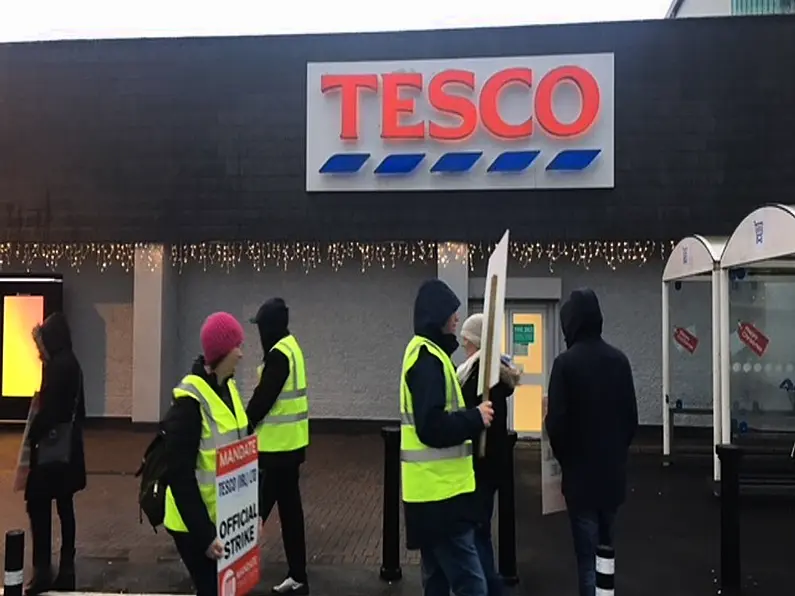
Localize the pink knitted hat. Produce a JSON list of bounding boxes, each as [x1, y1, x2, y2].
[[200, 312, 244, 366]]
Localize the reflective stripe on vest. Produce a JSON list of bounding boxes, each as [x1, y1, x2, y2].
[[399, 336, 475, 503], [255, 335, 310, 452], [163, 374, 249, 533]]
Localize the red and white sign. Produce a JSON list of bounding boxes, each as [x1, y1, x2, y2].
[[216, 436, 260, 596], [737, 321, 769, 357], [673, 326, 699, 354], [306, 53, 614, 192]]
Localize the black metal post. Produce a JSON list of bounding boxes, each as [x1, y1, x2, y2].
[[498, 431, 519, 586], [4, 530, 25, 596], [380, 425, 402, 582], [596, 545, 615, 595], [716, 444, 743, 595]]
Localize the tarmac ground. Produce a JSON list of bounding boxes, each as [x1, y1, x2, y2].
[[0, 429, 792, 595]]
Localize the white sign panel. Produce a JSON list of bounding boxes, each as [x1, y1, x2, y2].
[[216, 436, 261, 596], [306, 53, 614, 192], [478, 230, 509, 395], [541, 396, 566, 515]]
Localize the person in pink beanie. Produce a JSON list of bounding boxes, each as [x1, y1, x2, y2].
[[161, 311, 261, 596]]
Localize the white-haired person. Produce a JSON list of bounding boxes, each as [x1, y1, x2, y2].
[[457, 313, 521, 596]]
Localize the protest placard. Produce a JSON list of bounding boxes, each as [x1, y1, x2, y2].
[[541, 396, 566, 515], [216, 435, 260, 596]]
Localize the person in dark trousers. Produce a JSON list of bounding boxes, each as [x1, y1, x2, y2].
[[401, 279, 494, 596], [247, 298, 309, 595], [25, 312, 86, 596], [162, 312, 255, 596], [457, 313, 521, 596], [544, 289, 638, 596]]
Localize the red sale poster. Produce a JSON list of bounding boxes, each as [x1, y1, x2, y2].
[[737, 321, 769, 357], [673, 327, 699, 354]]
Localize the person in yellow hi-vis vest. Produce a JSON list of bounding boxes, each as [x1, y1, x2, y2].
[[246, 298, 309, 595], [162, 312, 260, 596], [401, 280, 494, 596]]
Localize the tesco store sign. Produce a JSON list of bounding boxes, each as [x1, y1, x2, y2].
[[305, 53, 614, 192]]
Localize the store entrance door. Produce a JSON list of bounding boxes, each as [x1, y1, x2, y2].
[[505, 304, 557, 439]]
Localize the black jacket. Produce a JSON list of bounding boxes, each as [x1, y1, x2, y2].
[[544, 288, 638, 511], [460, 357, 520, 492], [246, 298, 305, 468], [403, 280, 485, 550], [162, 357, 247, 550], [26, 312, 87, 501]]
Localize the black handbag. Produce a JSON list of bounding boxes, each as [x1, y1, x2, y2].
[[37, 371, 82, 466]]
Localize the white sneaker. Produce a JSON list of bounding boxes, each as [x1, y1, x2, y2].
[[271, 577, 309, 594]]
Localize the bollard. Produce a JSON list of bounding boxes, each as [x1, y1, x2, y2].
[[380, 426, 402, 582], [596, 545, 615, 595], [716, 443, 743, 594], [498, 431, 519, 586], [4, 530, 25, 596]]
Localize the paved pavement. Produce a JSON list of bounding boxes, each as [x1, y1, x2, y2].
[[0, 429, 793, 595]]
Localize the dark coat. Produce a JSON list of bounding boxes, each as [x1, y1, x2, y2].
[[246, 298, 305, 468], [403, 280, 485, 550], [162, 356, 247, 551], [460, 356, 520, 492], [25, 312, 87, 502], [544, 288, 638, 512]]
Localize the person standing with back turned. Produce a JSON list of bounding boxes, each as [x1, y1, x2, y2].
[[246, 298, 309, 595], [544, 289, 638, 596], [400, 279, 494, 596]]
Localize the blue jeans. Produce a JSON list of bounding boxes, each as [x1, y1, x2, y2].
[[474, 487, 503, 596], [567, 508, 617, 596], [420, 527, 488, 596]]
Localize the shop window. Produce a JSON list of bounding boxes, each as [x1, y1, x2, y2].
[[732, 0, 795, 14]]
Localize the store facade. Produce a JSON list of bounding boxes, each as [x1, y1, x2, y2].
[[0, 15, 792, 429]]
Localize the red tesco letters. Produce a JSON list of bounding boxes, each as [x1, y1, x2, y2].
[[320, 66, 601, 142]]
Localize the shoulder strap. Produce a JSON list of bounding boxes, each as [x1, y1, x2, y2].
[[70, 368, 83, 423]]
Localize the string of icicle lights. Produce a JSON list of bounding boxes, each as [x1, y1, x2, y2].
[[0, 241, 677, 274]]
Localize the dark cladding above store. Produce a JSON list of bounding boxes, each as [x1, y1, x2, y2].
[[0, 16, 793, 244]]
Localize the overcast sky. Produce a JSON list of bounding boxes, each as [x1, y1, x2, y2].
[[0, 0, 673, 42]]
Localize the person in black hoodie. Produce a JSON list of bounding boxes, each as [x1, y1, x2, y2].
[[402, 280, 494, 596], [246, 298, 309, 595], [544, 289, 638, 596], [25, 312, 86, 595], [457, 313, 521, 596], [162, 312, 255, 596]]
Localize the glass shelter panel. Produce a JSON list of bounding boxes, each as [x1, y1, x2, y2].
[[669, 280, 714, 424], [728, 272, 795, 434]]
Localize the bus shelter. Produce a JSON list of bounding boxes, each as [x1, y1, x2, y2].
[[720, 204, 795, 454], [662, 235, 726, 482]]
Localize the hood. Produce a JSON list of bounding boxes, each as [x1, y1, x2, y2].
[[413, 279, 460, 353], [35, 312, 73, 358], [251, 298, 289, 353], [560, 288, 603, 348]]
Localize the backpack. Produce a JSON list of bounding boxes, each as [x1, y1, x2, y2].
[[134, 428, 168, 532]]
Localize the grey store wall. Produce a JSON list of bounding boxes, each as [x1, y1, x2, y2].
[[61, 267, 134, 418], [171, 260, 434, 420], [467, 258, 712, 427]]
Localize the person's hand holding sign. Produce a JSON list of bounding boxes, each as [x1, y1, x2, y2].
[[478, 401, 494, 428], [205, 537, 224, 560]]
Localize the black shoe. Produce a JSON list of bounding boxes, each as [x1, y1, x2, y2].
[[271, 577, 309, 594], [25, 569, 52, 596], [52, 569, 76, 591]]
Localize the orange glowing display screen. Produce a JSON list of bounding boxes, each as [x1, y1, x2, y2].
[[2, 295, 44, 397]]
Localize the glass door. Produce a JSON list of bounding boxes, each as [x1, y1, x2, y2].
[[506, 305, 556, 438]]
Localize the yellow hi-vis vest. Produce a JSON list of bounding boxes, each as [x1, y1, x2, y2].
[[163, 374, 249, 533], [255, 335, 309, 453], [400, 335, 475, 503]]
